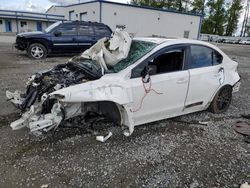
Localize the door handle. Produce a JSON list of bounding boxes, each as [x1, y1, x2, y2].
[[176, 78, 188, 84]]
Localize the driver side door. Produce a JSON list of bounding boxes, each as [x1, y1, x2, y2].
[[130, 45, 190, 126], [51, 23, 78, 53]]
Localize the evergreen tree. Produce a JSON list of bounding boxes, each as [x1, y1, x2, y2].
[[225, 0, 243, 36], [201, 0, 226, 35], [191, 0, 205, 14]]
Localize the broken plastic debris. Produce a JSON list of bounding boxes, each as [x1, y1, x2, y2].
[[41, 184, 49, 188], [96, 132, 113, 142], [198, 121, 209, 125], [241, 182, 250, 188], [6, 90, 24, 105]]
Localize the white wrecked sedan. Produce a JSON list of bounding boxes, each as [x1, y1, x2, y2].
[[6, 33, 240, 139]]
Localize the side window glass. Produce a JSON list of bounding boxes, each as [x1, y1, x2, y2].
[[57, 24, 76, 36], [190, 45, 213, 68], [213, 50, 223, 65], [78, 25, 94, 35], [131, 47, 185, 78], [149, 48, 184, 75], [94, 26, 111, 36]]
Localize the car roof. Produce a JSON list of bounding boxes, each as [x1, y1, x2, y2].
[[134, 37, 219, 48], [61, 20, 108, 26], [134, 37, 175, 44]]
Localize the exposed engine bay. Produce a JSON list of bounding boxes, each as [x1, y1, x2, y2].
[[6, 29, 132, 140], [7, 58, 102, 111]]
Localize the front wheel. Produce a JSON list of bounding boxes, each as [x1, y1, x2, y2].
[[27, 43, 47, 59], [209, 86, 232, 114]]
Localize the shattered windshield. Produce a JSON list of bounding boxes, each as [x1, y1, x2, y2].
[[111, 40, 157, 73]]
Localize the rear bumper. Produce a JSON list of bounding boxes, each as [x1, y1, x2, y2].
[[232, 78, 241, 93]]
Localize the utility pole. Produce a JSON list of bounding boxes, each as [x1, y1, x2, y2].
[[241, 0, 250, 37], [243, 1, 250, 36]]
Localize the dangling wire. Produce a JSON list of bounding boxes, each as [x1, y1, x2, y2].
[[133, 77, 163, 112]]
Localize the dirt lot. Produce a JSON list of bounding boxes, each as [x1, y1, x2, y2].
[[0, 42, 249, 188]]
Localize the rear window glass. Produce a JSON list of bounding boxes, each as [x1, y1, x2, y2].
[[213, 50, 223, 65], [190, 45, 213, 68], [94, 26, 111, 36], [78, 25, 94, 35], [112, 40, 157, 73], [190, 45, 223, 68]]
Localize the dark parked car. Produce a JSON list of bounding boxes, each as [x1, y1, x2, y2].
[[15, 21, 112, 59]]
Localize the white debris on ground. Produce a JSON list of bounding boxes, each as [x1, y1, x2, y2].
[[241, 182, 250, 188]]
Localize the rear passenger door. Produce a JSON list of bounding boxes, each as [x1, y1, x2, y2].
[[184, 45, 224, 112], [77, 24, 96, 52], [51, 23, 78, 52]]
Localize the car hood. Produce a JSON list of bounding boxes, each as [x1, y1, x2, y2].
[[17, 31, 44, 37]]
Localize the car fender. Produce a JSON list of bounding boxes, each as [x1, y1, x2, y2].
[[50, 78, 135, 134]]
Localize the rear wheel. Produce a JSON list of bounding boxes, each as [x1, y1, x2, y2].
[[28, 43, 47, 59], [209, 85, 232, 113]]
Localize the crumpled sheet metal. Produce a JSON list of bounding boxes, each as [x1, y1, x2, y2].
[[81, 29, 132, 73]]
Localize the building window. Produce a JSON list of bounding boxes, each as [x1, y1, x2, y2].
[[183, 30, 189, 38], [69, 10, 75, 21], [0, 20, 2, 24], [20, 21, 27, 27], [80, 12, 87, 21]]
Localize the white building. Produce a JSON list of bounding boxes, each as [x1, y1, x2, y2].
[[46, 0, 202, 39], [0, 10, 65, 33]]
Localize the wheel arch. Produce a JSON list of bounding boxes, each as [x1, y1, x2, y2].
[[207, 84, 233, 108], [82, 100, 131, 127], [27, 39, 49, 52]]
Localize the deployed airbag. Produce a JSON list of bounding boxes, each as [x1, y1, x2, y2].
[[81, 29, 132, 72]]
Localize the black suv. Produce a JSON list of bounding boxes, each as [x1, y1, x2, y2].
[[15, 21, 112, 59]]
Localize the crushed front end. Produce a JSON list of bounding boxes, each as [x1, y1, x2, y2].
[[6, 58, 102, 135], [7, 29, 133, 138]]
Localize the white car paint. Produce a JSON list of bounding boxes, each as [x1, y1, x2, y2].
[[50, 38, 240, 136]]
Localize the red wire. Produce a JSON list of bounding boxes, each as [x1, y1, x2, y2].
[[133, 77, 163, 112]]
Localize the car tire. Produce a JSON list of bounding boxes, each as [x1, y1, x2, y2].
[[209, 85, 232, 114], [28, 43, 47, 59]]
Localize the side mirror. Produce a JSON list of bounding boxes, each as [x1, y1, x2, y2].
[[54, 30, 62, 37], [141, 66, 150, 83]]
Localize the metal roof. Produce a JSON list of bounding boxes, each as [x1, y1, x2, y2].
[[0, 9, 65, 22], [46, 0, 202, 17]]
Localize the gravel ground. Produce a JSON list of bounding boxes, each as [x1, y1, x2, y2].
[[0, 42, 249, 188]]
